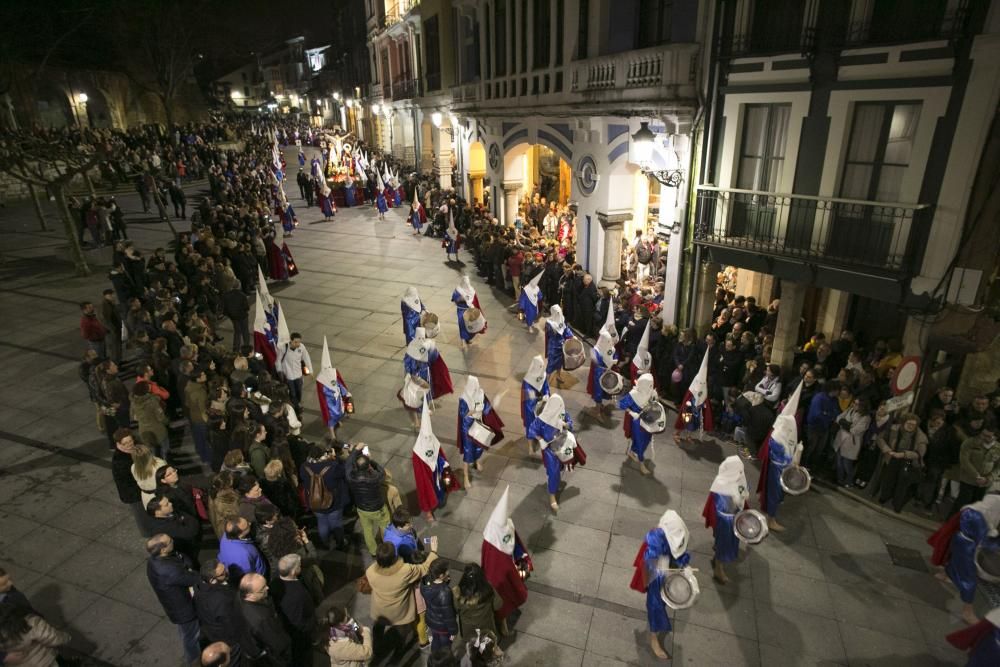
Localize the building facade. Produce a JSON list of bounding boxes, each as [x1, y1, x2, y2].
[[364, 0, 707, 325], [690, 0, 1000, 395]]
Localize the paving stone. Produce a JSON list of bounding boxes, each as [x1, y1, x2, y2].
[[751, 568, 837, 618], [515, 591, 593, 649], [671, 619, 761, 666], [499, 630, 584, 666], [754, 600, 847, 661], [4, 524, 90, 574], [674, 585, 758, 640], [51, 541, 144, 595], [68, 596, 162, 664], [585, 607, 661, 665], [836, 622, 936, 666], [828, 581, 926, 642]]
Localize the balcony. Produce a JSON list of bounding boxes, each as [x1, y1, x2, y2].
[[452, 42, 698, 111], [693, 186, 932, 276], [384, 0, 420, 28], [388, 78, 421, 101]]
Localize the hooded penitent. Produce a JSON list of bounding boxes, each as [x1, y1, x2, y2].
[[481, 485, 531, 618], [412, 396, 450, 512], [253, 290, 277, 370], [316, 335, 349, 428], [756, 380, 804, 516]]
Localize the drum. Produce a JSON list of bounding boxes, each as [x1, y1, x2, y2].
[[660, 568, 700, 610], [779, 465, 812, 496], [976, 547, 1000, 583], [401, 374, 430, 409], [562, 338, 585, 370], [639, 401, 668, 433], [598, 370, 626, 396], [633, 350, 652, 372], [463, 308, 487, 334], [548, 430, 578, 462], [734, 509, 769, 544], [421, 312, 441, 338], [468, 420, 496, 448]]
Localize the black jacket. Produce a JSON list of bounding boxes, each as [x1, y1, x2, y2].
[[112, 448, 141, 504], [420, 578, 458, 636], [222, 288, 250, 320], [346, 451, 386, 512], [271, 578, 316, 641], [194, 581, 253, 648], [143, 512, 201, 562], [719, 349, 746, 387], [239, 597, 292, 666], [146, 552, 200, 624]]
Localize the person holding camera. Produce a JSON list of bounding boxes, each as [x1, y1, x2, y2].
[[347, 444, 390, 557], [326, 606, 373, 667], [300, 444, 351, 550]]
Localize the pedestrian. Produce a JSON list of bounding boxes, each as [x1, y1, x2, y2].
[[144, 494, 202, 565], [480, 486, 531, 636], [420, 559, 459, 652], [366, 541, 439, 648], [452, 275, 486, 349], [520, 355, 550, 440], [451, 563, 502, 642], [873, 412, 930, 512], [543, 305, 575, 389], [169, 182, 187, 219], [131, 442, 167, 507], [111, 428, 145, 529], [704, 455, 749, 585], [518, 271, 543, 333], [832, 399, 871, 488], [145, 534, 202, 665], [0, 602, 71, 666], [401, 287, 425, 344], [277, 333, 312, 410], [315, 336, 351, 442], [0, 567, 33, 613], [346, 444, 390, 557], [527, 393, 585, 513], [79, 301, 108, 358], [271, 554, 316, 667], [457, 376, 504, 489], [299, 444, 350, 550], [194, 559, 252, 662], [628, 510, 692, 661], [619, 373, 657, 476], [757, 382, 806, 533], [412, 399, 457, 521], [100, 289, 123, 363], [803, 381, 840, 469], [402, 327, 454, 418], [185, 367, 212, 464], [585, 330, 617, 424], [221, 285, 250, 352], [238, 573, 292, 666], [219, 517, 268, 582], [131, 382, 170, 460], [324, 606, 374, 667]]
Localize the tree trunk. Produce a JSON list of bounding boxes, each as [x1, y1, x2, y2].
[[27, 183, 48, 231], [53, 185, 91, 276]]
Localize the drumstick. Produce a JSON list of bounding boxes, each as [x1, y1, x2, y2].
[[491, 388, 510, 411]]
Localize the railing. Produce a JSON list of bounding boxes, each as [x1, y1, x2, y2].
[[388, 78, 421, 101], [846, 0, 971, 46], [570, 43, 697, 93], [693, 186, 932, 275], [384, 0, 420, 27]]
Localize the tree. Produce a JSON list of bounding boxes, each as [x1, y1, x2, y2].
[[0, 134, 109, 276]]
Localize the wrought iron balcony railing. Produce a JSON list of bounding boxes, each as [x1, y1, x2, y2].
[[693, 186, 932, 275], [388, 78, 421, 101]]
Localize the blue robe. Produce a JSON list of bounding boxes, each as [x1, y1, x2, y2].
[[320, 194, 334, 218], [765, 440, 794, 518], [640, 528, 691, 633], [710, 492, 742, 563], [345, 186, 356, 207], [520, 380, 550, 431], [401, 302, 424, 344], [297, 153, 305, 167], [376, 192, 388, 214], [394, 188, 402, 207], [411, 208, 423, 231], [444, 231, 459, 255], [403, 349, 440, 398], [452, 290, 479, 343], [527, 416, 573, 494], [459, 396, 495, 464], [544, 323, 574, 374], [319, 378, 349, 428], [588, 347, 613, 404], [519, 291, 540, 326], [619, 393, 653, 461], [947, 508, 1000, 603]]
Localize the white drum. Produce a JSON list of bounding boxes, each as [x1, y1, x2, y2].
[[639, 401, 668, 434], [468, 420, 496, 448], [401, 374, 430, 409], [548, 431, 578, 462], [464, 308, 487, 334]]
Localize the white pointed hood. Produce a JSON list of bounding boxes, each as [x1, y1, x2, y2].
[[257, 265, 273, 310], [711, 455, 749, 507], [547, 305, 566, 334], [405, 326, 433, 362], [633, 320, 652, 371], [629, 373, 656, 407], [771, 379, 802, 451], [658, 510, 689, 557], [461, 375, 486, 413], [523, 355, 547, 391], [456, 275, 476, 305], [687, 348, 710, 407], [601, 302, 618, 341], [447, 208, 458, 238], [636, 320, 651, 355], [537, 393, 566, 432], [968, 494, 1000, 538], [402, 286, 422, 312], [523, 271, 542, 306], [593, 331, 616, 366], [275, 301, 291, 349], [484, 485, 517, 555], [412, 397, 440, 470], [316, 336, 340, 391], [253, 290, 268, 334]]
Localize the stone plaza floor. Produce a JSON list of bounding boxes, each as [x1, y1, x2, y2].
[[0, 151, 984, 666]]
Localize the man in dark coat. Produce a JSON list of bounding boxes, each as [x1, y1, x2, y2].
[[146, 534, 202, 665], [112, 428, 144, 530], [577, 273, 600, 336], [271, 554, 316, 667], [194, 559, 252, 665], [238, 573, 292, 666], [222, 286, 250, 351], [144, 494, 202, 566]]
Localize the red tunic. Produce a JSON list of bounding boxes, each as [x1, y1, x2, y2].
[[412, 449, 450, 513], [253, 331, 277, 371], [672, 391, 715, 432], [927, 511, 961, 567], [429, 355, 454, 398], [481, 537, 529, 619]]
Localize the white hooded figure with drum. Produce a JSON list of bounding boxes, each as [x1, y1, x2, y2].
[[543, 305, 576, 386], [399, 327, 454, 429], [400, 286, 426, 344], [457, 375, 505, 488], [756, 380, 808, 533], [452, 275, 487, 347], [411, 397, 459, 521], [702, 455, 753, 585], [526, 394, 586, 513], [629, 509, 695, 661], [618, 373, 666, 476]]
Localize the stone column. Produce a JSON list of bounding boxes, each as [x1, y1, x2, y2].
[[771, 279, 807, 369], [502, 180, 523, 226], [692, 261, 721, 332], [419, 119, 434, 173], [818, 288, 850, 338], [597, 210, 632, 286], [435, 126, 454, 190]]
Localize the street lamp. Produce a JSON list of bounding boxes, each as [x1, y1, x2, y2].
[[371, 103, 381, 114], [333, 91, 341, 101], [77, 92, 88, 103], [431, 111, 443, 128], [346, 99, 353, 108], [631, 121, 684, 188]]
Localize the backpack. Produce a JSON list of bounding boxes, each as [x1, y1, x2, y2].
[[636, 242, 652, 265], [306, 465, 334, 512]]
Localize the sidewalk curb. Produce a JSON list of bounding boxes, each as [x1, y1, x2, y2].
[[813, 477, 939, 533]]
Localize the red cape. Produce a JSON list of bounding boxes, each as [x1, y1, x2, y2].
[[673, 391, 714, 432], [253, 331, 277, 371], [412, 449, 449, 513], [472, 295, 487, 336], [756, 430, 773, 512], [456, 398, 506, 451], [947, 617, 995, 651], [624, 412, 633, 440], [316, 370, 348, 426], [703, 492, 749, 529], [927, 511, 961, 567], [629, 361, 660, 391], [629, 539, 651, 592], [429, 355, 454, 398], [481, 538, 529, 618]]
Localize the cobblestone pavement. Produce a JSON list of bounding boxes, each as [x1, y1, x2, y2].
[[0, 149, 981, 666]]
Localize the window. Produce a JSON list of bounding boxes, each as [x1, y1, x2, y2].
[[839, 102, 921, 202], [736, 104, 791, 192], [577, 0, 589, 59], [424, 15, 441, 91], [853, 0, 948, 44], [748, 0, 806, 54], [637, 0, 674, 48], [520, 0, 528, 72], [555, 0, 564, 65], [533, 0, 551, 69], [494, 1, 506, 77]]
